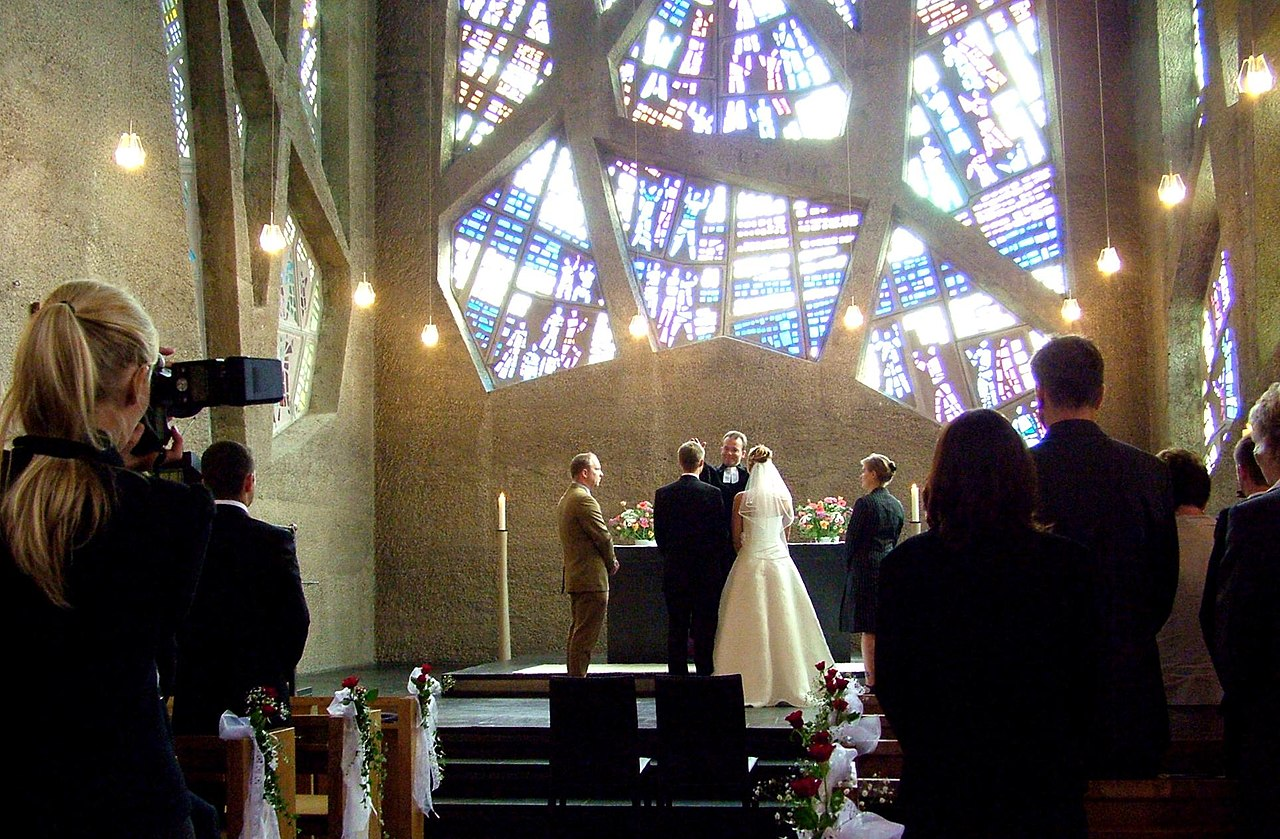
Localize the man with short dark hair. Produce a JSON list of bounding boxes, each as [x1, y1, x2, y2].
[[172, 441, 310, 734], [558, 452, 617, 676], [1030, 335, 1179, 777], [1202, 436, 1272, 670], [655, 440, 729, 675]]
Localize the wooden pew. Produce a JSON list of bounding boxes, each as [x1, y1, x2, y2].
[[373, 695, 423, 839], [175, 728, 298, 839], [291, 702, 382, 839]]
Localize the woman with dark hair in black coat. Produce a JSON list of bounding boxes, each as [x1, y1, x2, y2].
[[876, 409, 1100, 839]]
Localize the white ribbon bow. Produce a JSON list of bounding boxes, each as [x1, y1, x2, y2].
[[218, 711, 283, 839], [328, 689, 373, 839], [406, 668, 445, 817]]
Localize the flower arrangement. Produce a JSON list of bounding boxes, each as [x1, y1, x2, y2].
[[609, 500, 655, 542], [408, 663, 455, 781], [776, 662, 903, 839], [333, 675, 386, 816], [795, 497, 851, 541], [245, 686, 295, 826]]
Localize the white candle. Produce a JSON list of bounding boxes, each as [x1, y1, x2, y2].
[[498, 491, 507, 531], [910, 483, 921, 523]]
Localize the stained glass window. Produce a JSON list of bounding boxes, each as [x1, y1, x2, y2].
[[275, 215, 324, 433], [158, 0, 203, 290], [300, 0, 321, 140], [1191, 0, 1208, 121], [905, 0, 1067, 294], [454, 0, 554, 153], [858, 226, 1047, 435], [615, 0, 850, 139], [606, 157, 861, 359], [449, 138, 615, 388], [826, 0, 860, 30], [1201, 250, 1240, 472]]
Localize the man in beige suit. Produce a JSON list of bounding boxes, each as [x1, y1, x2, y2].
[[558, 452, 619, 676]]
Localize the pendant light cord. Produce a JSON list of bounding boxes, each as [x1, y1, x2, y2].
[[1093, 0, 1110, 246]]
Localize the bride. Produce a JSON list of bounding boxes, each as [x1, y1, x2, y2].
[[713, 445, 833, 706]]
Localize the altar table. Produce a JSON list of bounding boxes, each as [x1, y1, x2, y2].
[[607, 542, 851, 663]]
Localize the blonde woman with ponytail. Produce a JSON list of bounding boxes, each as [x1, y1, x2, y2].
[[1, 280, 214, 838]]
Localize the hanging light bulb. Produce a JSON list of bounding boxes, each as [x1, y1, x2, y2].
[[1097, 244, 1122, 275], [114, 123, 146, 171], [1061, 297, 1083, 323], [421, 321, 440, 347], [1157, 171, 1187, 207], [1237, 53, 1275, 98], [353, 272, 376, 308], [628, 313, 648, 339], [842, 303, 864, 330], [259, 214, 287, 255]]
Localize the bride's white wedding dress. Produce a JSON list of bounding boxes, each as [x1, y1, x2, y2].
[[713, 462, 833, 707]]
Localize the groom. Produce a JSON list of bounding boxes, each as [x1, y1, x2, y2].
[[655, 440, 730, 675]]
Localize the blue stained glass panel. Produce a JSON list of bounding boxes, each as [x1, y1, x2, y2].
[[606, 156, 861, 359], [617, 0, 849, 139], [448, 138, 615, 389], [860, 226, 1041, 424], [454, 1, 554, 154], [906, 0, 1067, 295], [1202, 249, 1240, 467], [825, 0, 859, 30]]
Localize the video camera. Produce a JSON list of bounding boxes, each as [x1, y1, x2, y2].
[[132, 356, 286, 460]]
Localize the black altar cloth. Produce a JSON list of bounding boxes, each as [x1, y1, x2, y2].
[[607, 543, 851, 663]]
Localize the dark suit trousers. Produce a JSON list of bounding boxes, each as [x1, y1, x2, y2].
[[665, 587, 718, 676]]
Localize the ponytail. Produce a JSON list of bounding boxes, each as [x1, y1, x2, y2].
[[1, 281, 157, 606]]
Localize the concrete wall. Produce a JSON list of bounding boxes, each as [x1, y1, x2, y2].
[[0, 0, 377, 675], [372, 0, 1166, 665], [1132, 0, 1280, 513]]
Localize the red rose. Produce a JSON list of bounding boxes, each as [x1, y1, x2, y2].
[[808, 742, 835, 762], [810, 730, 831, 745], [785, 709, 805, 729], [790, 776, 821, 797], [262, 703, 277, 716], [421, 663, 433, 674], [341, 675, 360, 689], [832, 698, 849, 712], [826, 668, 838, 680], [834, 677, 850, 691], [264, 686, 278, 698], [814, 661, 827, 672]]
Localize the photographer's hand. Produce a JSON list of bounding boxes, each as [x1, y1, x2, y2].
[[121, 421, 185, 472]]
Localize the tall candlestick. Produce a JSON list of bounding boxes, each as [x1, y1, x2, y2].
[[496, 491, 511, 661], [910, 483, 921, 523]]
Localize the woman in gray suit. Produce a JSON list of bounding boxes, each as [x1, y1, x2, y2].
[[840, 453, 905, 688]]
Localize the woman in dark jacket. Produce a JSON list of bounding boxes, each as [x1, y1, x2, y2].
[[875, 409, 1099, 839], [1, 280, 213, 838], [840, 452, 904, 689]]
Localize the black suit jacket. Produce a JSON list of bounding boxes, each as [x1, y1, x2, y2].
[[699, 462, 747, 543], [654, 474, 729, 594], [877, 529, 1098, 837], [173, 503, 310, 735], [3, 463, 214, 836], [1207, 486, 1280, 707], [1031, 419, 1179, 775]]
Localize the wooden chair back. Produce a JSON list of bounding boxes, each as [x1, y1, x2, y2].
[[291, 710, 382, 838], [174, 728, 298, 839]]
